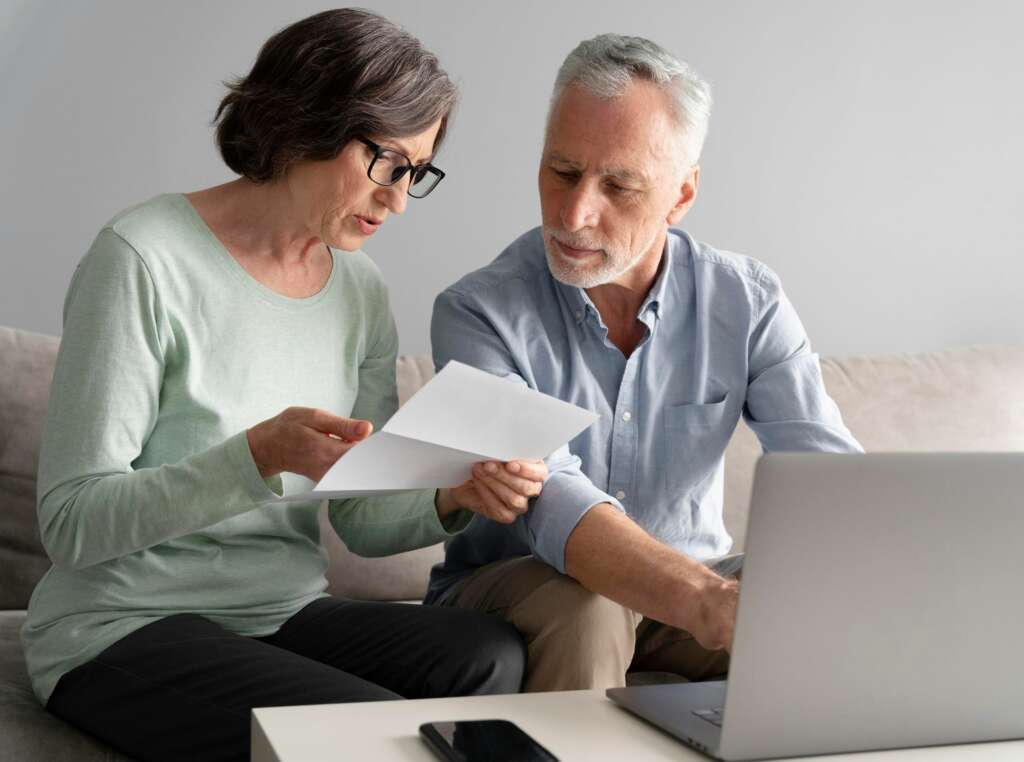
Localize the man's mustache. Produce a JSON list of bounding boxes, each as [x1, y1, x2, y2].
[[544, 227, 606, 253]]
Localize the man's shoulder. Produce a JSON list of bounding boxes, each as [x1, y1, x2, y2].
[[441, 227, 551, 305], [675, 230, 779, 293]]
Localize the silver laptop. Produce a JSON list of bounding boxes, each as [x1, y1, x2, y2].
[[608, 452, 1024, 760]]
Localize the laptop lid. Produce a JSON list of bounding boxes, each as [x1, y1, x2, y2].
[[719, 452, 1024, 760]]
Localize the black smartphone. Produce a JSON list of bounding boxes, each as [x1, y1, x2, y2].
[[419, 719, 559, 762]]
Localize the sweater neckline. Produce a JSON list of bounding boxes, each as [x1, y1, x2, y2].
[[172, 193, 339, 310]]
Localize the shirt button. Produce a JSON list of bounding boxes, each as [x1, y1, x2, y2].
[[621, 411, 632, 422], [615, 490, 626, 501], [575, 310, 583, 321]]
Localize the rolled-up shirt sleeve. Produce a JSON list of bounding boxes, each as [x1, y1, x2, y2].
[[432, 288, 622, 573], [743, 267, 863, 453]]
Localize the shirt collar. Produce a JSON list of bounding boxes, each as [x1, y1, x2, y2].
[[557, 275, 596, 326], [639, 234, 676, 321]]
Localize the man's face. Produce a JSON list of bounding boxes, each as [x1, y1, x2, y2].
[[539, 80, 697, 289]]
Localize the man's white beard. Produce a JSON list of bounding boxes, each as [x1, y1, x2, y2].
[[543, 228, 639, 289]]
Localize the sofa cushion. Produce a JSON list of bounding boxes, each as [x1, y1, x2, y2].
[[0, 611, 132, 760], [0, 327, 59, 610], [723, 345, 1024, 550], [320, 512, 444, 601]]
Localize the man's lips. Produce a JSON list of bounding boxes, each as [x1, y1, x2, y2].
[[355, 215, 382, 235], [554, 238, 600, 260]]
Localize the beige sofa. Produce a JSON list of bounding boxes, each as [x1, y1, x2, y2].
[[2, 324, 1023, 760]]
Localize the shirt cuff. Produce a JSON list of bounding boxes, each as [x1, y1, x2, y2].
[[222, 430, 284, 502], [527, 474, 623, 574]]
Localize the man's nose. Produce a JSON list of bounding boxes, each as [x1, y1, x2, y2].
[[560, 182, 600, 232]]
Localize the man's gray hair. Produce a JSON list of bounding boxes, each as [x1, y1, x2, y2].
[[551, 34, 712, 165]]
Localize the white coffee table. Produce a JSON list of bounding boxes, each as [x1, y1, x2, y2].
[[251, 689, 1024, 761]]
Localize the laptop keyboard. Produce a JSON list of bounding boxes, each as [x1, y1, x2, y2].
[[692, 708, 725, 727]]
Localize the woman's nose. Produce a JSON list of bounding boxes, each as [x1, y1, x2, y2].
[[377, 181, 408, 215]]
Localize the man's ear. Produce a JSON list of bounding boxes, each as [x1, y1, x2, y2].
[[667, 164, 700, 226]]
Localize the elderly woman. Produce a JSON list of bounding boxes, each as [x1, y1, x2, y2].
[[21, 9, 542, 762]]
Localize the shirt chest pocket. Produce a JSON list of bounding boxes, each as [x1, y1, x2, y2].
[[662, 395, 734, 494]]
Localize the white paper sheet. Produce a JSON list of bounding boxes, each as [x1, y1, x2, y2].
[[276, 361, 598, 502]]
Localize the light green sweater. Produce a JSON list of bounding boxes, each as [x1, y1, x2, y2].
[[22, 194, 468, 704]]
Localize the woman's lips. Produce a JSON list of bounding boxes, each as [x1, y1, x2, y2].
[[555, 238, 599, 260], [355, 215, 381, 235]]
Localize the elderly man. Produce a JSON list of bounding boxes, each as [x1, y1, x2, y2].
[[425, 34, 862, 692]]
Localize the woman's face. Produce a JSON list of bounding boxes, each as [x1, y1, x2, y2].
[[290, 119, 443, 252]]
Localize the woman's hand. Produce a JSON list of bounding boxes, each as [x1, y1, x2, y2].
[[437, 460, 549, 524], [247, 407, 373, 481]]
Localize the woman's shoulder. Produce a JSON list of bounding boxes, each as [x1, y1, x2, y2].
[[101, 193, 195, 253], [83, 194, 226, 291]]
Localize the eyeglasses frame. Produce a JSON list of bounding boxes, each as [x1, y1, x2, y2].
[[357, 137, 445, 199]]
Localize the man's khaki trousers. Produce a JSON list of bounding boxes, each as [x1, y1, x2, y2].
[[443, 556, 730, 692]]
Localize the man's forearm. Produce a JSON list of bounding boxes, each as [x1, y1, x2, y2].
[[563, 503, 738, 648]]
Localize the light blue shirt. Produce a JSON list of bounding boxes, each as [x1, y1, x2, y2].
[[424, 227, 862, 603]]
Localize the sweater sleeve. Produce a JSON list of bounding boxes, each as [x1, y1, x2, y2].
[[327, 279, 472, 557], [36, 228, 283, 571]]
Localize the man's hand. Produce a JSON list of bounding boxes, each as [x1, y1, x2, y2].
[[437, 460, 548, 523], [247, 407, 373, 482], [691, 576, 740, 652]]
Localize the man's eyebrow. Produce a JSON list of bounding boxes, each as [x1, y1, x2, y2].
[[547, 151, 582, 169], [548, 151, 648, 184], [602, 166, 648, 184]]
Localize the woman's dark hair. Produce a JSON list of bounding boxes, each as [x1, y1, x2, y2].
[[214, 8, 458, 183]]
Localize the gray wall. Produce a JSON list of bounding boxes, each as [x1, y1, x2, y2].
[[2, 0, 1022, 357]]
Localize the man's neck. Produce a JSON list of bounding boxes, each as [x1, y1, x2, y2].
[[585, 232, 666, 356]]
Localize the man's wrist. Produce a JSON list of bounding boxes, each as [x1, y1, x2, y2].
[[694, 574, 737, 628], [672, 563, 731, 627]]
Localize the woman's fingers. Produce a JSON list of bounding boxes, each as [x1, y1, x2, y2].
[[304, 407, 373, 441], [250, 407, 373, 483], [305, 431, 353, 482]]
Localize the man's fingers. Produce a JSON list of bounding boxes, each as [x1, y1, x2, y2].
[[481, 460, 546, 494], [472, 478, 517, 523], [476, 462, 542, 497], [472, 468, 529, 514], [505, 459, 548, 484]]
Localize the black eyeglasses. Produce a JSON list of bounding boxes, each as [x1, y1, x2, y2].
[[357, 137, 445, 199]]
